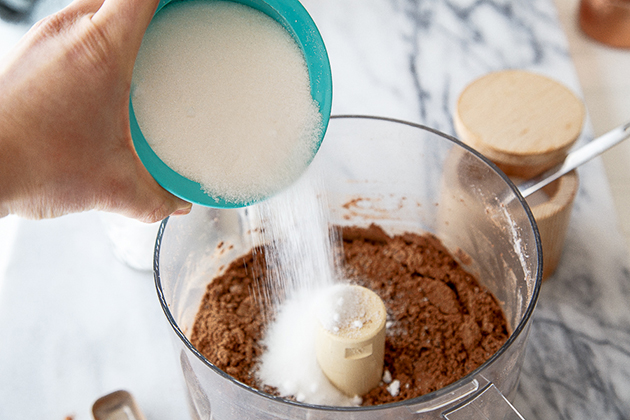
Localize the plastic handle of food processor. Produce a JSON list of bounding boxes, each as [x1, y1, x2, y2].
[[441, 382, 525, 420]]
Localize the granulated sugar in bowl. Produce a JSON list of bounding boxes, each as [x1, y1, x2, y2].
[[130, 0, 332, 208]]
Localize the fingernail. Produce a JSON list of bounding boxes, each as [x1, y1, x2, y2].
[[172, 204, 192, 216]]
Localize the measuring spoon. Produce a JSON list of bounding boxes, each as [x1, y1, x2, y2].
[[518, 121, 630, 198]]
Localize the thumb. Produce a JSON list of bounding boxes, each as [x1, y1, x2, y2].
[[133, 189, 192, 223], [90, 0, 161, 55], [125, 167, 192, 223]]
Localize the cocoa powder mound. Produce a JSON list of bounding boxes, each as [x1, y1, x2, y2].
[[190, 224, 509, 406], [343, 225, 508, 404], [190, 249, 269, 383]]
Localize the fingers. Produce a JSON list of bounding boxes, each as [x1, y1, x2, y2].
[[21, 0, 105, 45], [61, 0, 106, 15], [130, 175, 192, 223], [90, 0, 161, 53], [128, 190, 192, 223], [97, 151, 191, 223], [144, 195, 192, 223]]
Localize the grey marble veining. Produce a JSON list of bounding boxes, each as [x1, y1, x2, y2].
[[304, 0, 578, 133], [1, 0, 629, 419], [516, 174, 630, 419]]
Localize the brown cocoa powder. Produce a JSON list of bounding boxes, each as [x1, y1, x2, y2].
[[190, 224, 509, 406]]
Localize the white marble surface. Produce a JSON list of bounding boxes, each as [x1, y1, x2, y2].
[[1, 0, 630, 419]]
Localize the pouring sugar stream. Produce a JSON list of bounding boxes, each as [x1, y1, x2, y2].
[[247, 175, 388, 404]]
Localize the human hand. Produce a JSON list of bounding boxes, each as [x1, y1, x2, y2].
[[0, 0, 192, 222]]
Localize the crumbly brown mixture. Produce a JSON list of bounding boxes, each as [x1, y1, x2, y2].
[[190, 224, 509, 406], [189, 247, 268, 383]]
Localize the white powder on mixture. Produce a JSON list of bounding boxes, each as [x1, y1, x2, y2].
[[258, 284, 383, 405], [382, 370, 392, 384], [132, 1, 323, 204], [387, 380, 400, 397], [257, 287, 361, 407], [257, 282, 386, 405], [316, 284, 378, 337]]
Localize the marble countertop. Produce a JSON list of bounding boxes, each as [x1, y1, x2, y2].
[[1, 0, 629, 419]]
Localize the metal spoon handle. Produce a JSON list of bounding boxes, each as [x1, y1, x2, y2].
[[518, 121, 630, 198]]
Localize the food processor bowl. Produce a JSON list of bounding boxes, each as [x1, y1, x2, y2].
[[154, 116, 542, 419]]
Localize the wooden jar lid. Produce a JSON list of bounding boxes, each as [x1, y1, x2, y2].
[[454, 70, 585, 179], [454, 70, 585, 280]]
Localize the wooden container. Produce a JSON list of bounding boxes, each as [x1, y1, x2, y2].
[[579, 0, 630, 49], [454, 70, 585, 280]]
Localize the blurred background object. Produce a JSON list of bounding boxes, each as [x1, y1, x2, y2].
[[579, 0, 630, 48], [0, 0, 38, 19]]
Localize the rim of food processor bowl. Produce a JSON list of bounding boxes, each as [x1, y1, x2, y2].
[[153, 115, 543, 413], [130, 0, 333, 209]]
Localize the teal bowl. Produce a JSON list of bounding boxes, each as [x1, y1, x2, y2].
[[129, 0, 333, 208]]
